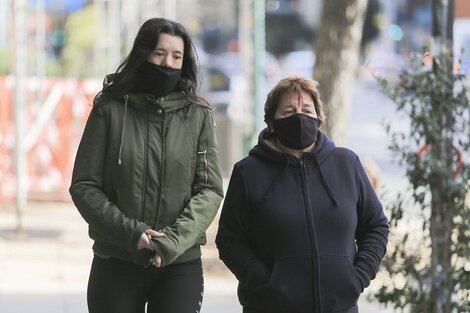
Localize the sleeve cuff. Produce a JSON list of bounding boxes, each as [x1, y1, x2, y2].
[[149, 239, 168, 267], [354, 261, 372, 289], [131, 224, 152, 251]]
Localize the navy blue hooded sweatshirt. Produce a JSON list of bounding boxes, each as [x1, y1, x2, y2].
[[216, 129, 389, 313]]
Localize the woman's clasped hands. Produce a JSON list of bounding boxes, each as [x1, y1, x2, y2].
[[137, 229, 165, 267]]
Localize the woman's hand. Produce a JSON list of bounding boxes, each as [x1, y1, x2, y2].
[[136, 229, 165, 267], [137, 229, 165, 250], [150, 253, 162, 268]]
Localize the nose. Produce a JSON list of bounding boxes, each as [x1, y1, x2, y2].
[[161, 55, 173, 68]]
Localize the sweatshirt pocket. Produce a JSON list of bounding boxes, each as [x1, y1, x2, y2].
[[262, 255, 314, 312], [319, 254, 363, 312]]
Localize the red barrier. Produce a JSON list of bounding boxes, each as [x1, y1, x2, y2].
[[0, 76, 100, 203]]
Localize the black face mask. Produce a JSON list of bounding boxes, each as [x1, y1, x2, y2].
[[138, 61, 182, 98], [273, 114, 319, 150]]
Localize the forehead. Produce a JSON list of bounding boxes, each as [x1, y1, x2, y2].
[[277, 90, 314, 109], [155, 33, 184, 51]]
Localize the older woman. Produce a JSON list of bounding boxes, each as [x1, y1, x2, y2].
[[216, 76, 389, 313]]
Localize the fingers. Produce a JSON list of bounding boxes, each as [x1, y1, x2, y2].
[[145, 237, 155, 251], [138, 229, 164, 252], [137, 232, 150, 250], [145, 229, 165, 238], [152, 254, 162, 268]]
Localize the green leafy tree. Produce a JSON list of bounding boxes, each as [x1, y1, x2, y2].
[[373, 50, 470, 312]]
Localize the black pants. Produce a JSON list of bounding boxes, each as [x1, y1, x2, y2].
[[87, 256, 204, 313]]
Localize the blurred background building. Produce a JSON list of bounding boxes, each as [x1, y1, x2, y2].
[[0, 0, 469, 205], [0, 1, 469, 313]]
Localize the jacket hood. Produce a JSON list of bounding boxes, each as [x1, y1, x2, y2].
[[250, 128, 336, 166]]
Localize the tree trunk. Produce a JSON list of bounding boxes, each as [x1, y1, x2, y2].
[[430, 1, 455, 312], [313, 0, 368, 145]]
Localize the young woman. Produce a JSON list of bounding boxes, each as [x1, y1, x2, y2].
[[70, 18, 223, 313]]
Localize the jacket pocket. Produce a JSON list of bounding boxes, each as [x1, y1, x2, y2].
[[319, 254, 362, 312], [262, 255, 315, 313], [196, 149, 208, 184]]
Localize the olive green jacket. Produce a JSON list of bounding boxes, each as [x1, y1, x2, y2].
[[70, 91, 224, 267]]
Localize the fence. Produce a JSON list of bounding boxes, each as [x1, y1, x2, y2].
[[0, 76, 101, 204]]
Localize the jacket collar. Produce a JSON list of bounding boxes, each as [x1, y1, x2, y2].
[[125, 91, 190, 113]]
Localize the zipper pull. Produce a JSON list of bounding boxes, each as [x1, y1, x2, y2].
[[299, 160, 305, 167]]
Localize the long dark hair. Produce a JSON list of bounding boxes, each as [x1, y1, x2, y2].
[[101, 18, 201, 100]]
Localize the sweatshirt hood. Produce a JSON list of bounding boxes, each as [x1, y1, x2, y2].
[[250, 128, 338, 207], [249, 128, 336, 165]]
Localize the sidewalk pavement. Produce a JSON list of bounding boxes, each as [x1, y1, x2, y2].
[[0, 201, 393, 313]]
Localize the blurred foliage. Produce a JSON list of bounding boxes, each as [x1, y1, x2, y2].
[[0, 49, 10, 75], [372, 51, 470, 312], [62, 4, 97, 78]]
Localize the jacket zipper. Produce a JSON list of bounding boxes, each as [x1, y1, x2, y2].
[[197, 149, 208, 184], [154, 112, 166, 227], [139, 114, 149, 220], [299, 160, 323, 313]]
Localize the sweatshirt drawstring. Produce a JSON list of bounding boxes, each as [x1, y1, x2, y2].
[[118, 94, 129, 165], [313, 153, 339, 207]]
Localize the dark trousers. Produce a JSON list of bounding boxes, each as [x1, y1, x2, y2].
[[87, 256, 203, 313]]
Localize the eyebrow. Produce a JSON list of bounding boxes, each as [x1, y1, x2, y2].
[[154, 48, 183, 55], [282, 102, 314, 109]]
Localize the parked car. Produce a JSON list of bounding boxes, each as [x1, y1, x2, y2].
[[199, 51, 282, 119], [279, 50, 316, 78], [363, 50, 408, 85]]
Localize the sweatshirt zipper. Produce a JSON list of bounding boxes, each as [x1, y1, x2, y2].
[[299, 160, 323, 313], [197, 149, 208, 184]]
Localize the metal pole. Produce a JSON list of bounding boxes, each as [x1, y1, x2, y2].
[[95, 1, 101, 76], [252, 0, 265, 139], [432, 0, 454, 57], [0, 0, 9, 49], [35, 0, 46, 107], [13, 0, 27, 238], [431, 1, 454, 312], [94, 0, 105, 76], [240, 0, 253, 153], [122, 0, 139, 52], [109, 0, 122, 71]]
